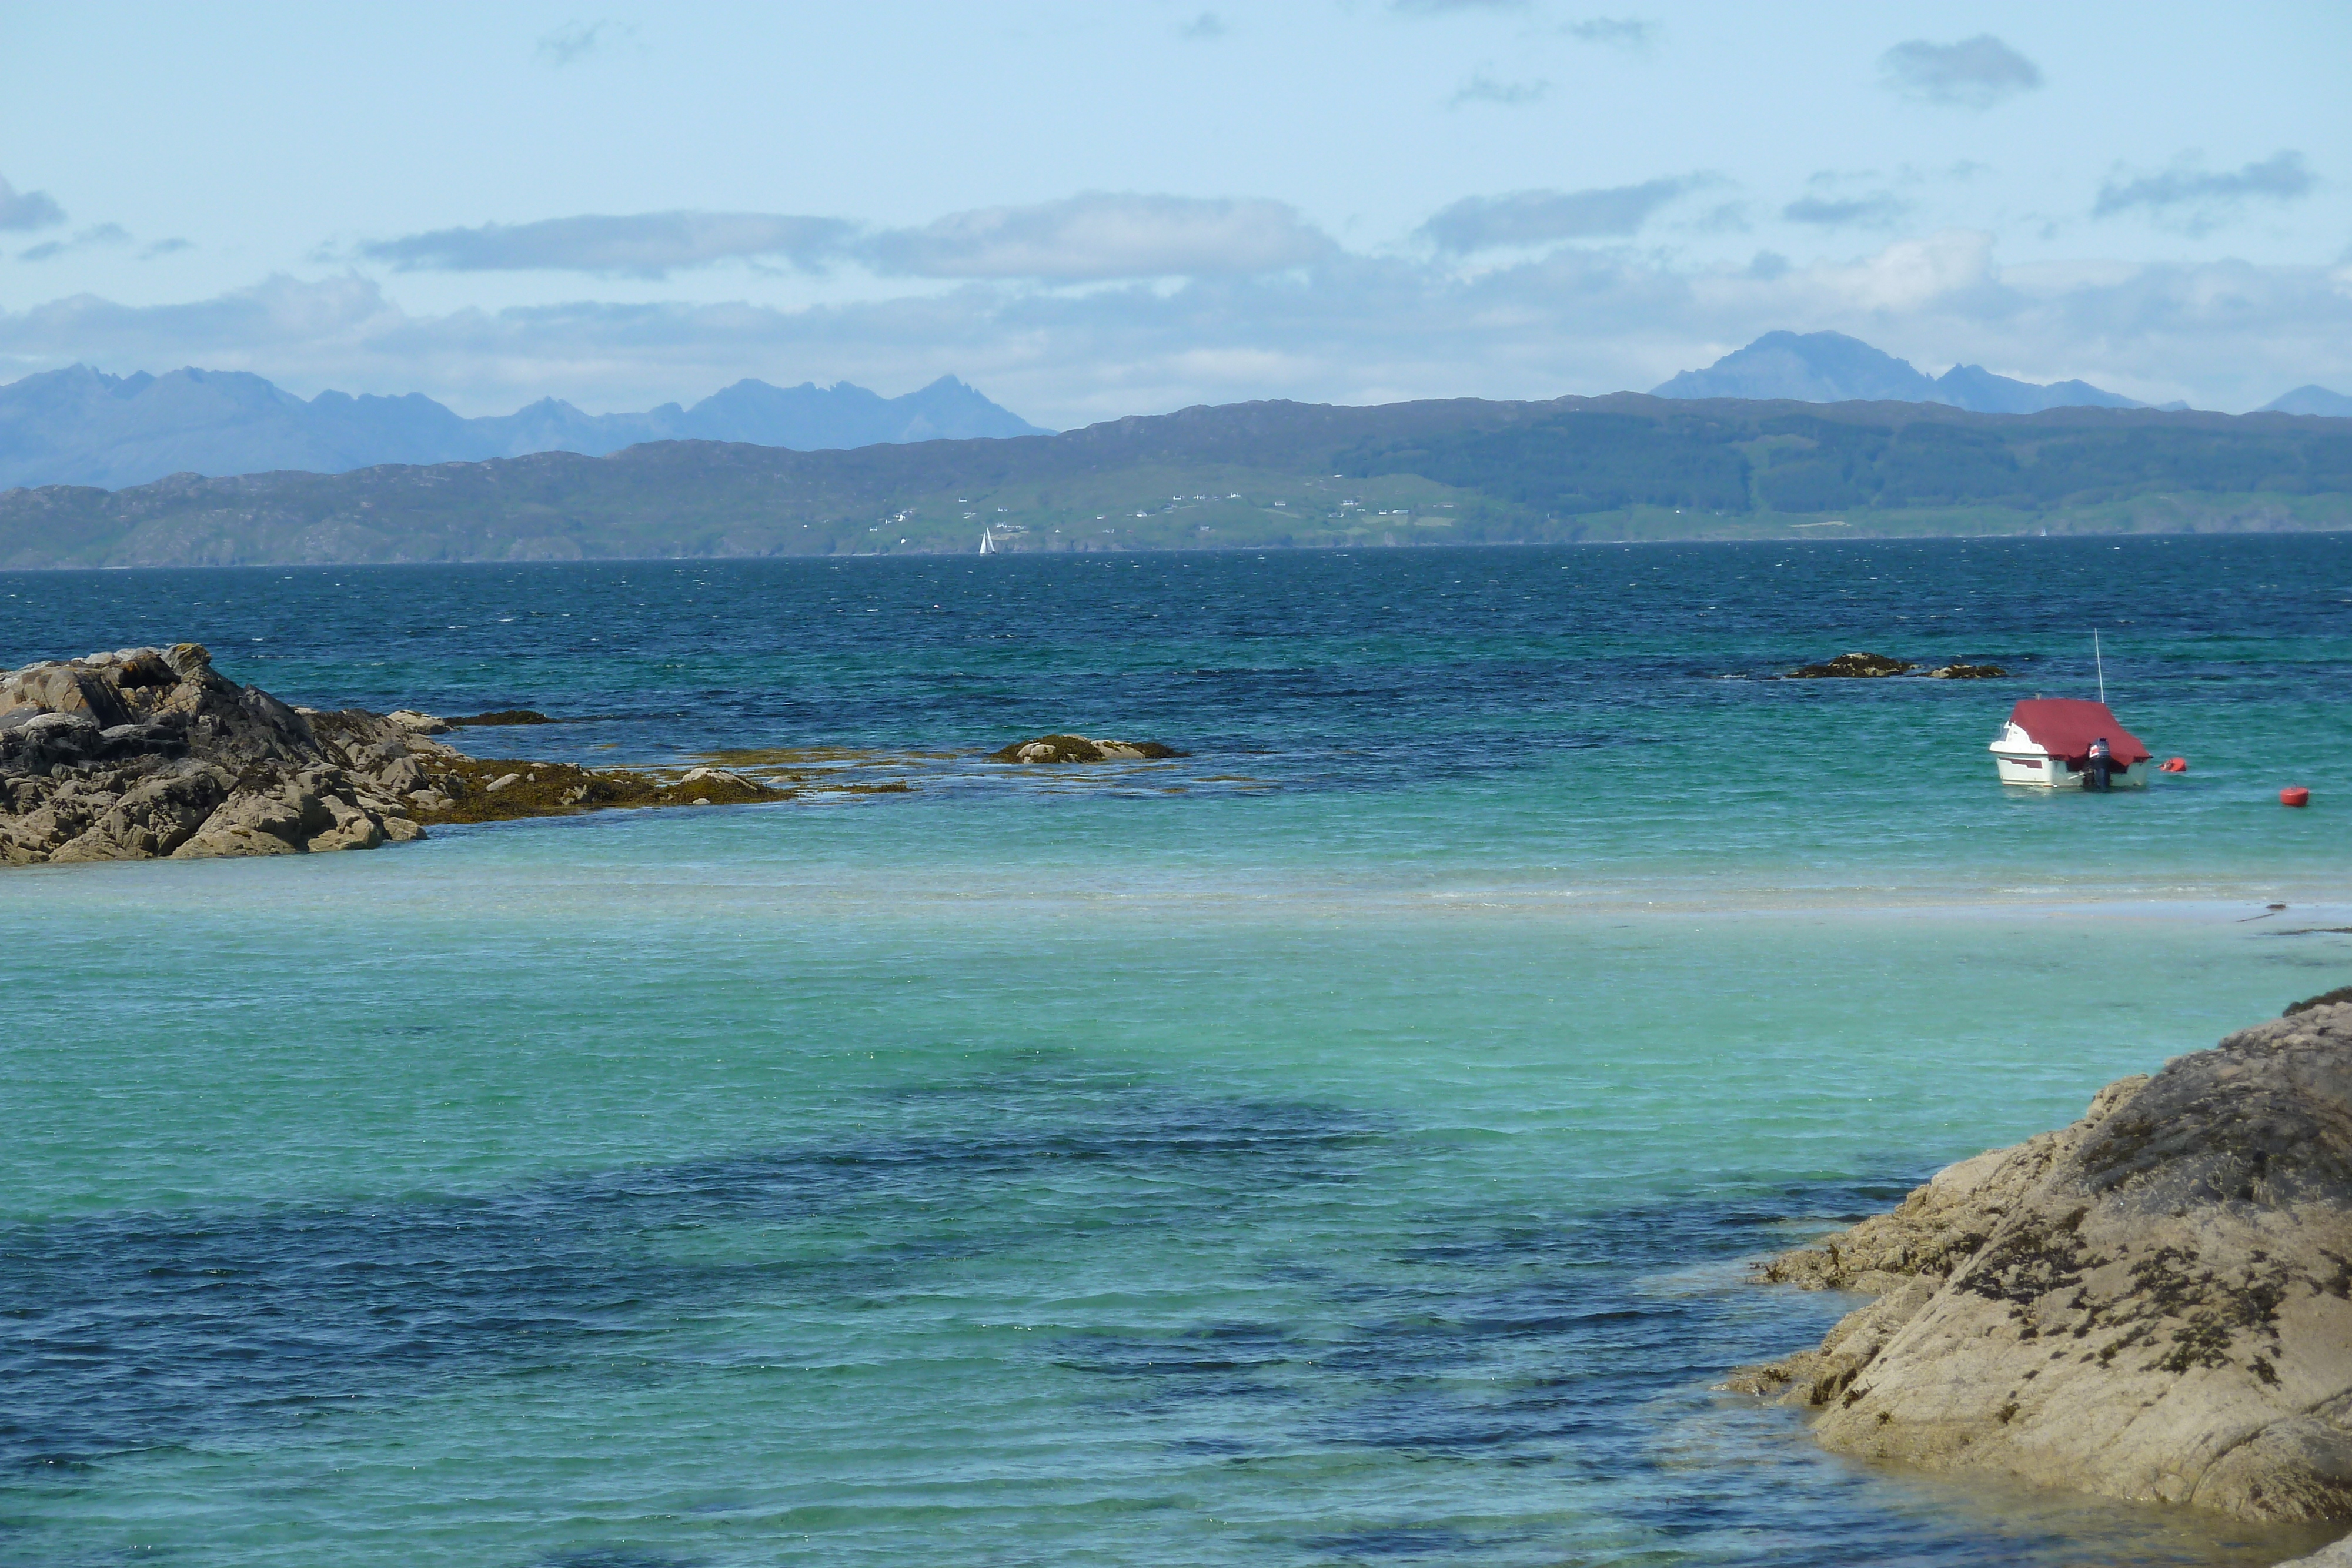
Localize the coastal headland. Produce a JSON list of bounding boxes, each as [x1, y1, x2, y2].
[[1731, 1002, 2352, 1530]]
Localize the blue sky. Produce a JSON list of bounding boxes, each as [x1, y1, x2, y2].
[[1, 1, 2346, 420]]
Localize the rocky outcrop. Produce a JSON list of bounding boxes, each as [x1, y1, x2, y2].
[[1781, 653, 2010, 679], [1, 643, 434, 863], [1729, 1004, 2352, 1523], [990, 733, 1185, 763], [1, 644, 783, 864], [1787, 652, 1915, 678]]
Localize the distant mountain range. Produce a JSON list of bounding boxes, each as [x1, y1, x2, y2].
[[0, 367, 1051, 491], [1653, 332, 2150, 413]]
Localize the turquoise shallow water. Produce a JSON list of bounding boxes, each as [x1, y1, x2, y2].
[[4, 539, 2350, 1565]]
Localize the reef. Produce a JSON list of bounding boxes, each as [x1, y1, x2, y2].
[[0, 643, 779, 864], [1782, 653, 2009, 679], [990, 733, 1187, 763], [1786, 652, 1916, 678], [1728, 998, 2352, 1525]]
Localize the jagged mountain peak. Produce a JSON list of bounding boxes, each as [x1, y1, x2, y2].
[[0, 369, 1050, 490]]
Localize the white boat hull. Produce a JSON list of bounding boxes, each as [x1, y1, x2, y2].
[[1991, 749, 2148, 789]]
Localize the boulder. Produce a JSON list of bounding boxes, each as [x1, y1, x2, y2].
[[48, 767, 232, 862], [171, 788, 309, 859], [305, 795, 385, 852], [0, 664, 133, 727], [990, 733, 1186, 763], [1729, 1003, 2352, 1522], [1926, 663, 2010, 679]]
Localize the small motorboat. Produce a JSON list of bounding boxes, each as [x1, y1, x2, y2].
[[1990, 698, 2151, 790]]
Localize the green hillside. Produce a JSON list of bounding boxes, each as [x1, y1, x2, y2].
[[2, 393, 2347, 567]]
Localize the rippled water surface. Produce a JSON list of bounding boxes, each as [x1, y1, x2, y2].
[[3, 538, 2348, 1566]]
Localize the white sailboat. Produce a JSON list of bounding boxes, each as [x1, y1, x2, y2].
[[978, 527, 997, 554]]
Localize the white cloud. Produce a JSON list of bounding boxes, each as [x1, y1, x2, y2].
[[1782, 192, 1909, 229], [1449, 71, 1548, 108], [17, 223, 131, 263], [0, 175, 66, 233], [857, 193, 1334, 281], [1420, 179, 1700, 250], [1389, 0, 1528, 12], [536, 21, 616, 66], [1565, 18, 1653, 50], [3, 232, 2344, 422], [2094, 151, 2316, 236], [356, 195, 1334, 283], [359, 213, 856, 280], [1879, 35, 2042, 109]]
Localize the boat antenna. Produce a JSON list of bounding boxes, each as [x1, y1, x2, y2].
[[2094, 630, 2106, 706]]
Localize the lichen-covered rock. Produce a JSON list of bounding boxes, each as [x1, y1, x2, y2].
[[990, 733, 1185, 763], [1731, 1005, 2352, 1522], [1, 644, 436, 865], [47, 766, 233, 862]]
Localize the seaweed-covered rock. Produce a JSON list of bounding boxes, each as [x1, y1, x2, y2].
[[1786, 652, 1914, 678], [990, 733, 1185, 763], [1729, 1005, 2352, 1522], [448, 708, 554, 726], [1, 643, 791, 865], [1926, 663, 2010, 680]]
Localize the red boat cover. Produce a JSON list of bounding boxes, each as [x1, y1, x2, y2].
[[2006, 699, 2150, 766]]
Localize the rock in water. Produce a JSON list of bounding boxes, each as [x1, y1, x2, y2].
[[1, 643, 790, 865], [0, 643, 440, 864], [1786, 652, 1915, 678], [1926, 663, 2010, 679], [1729, 1004, 2352, 1522], [989, 734, 1185, 763]]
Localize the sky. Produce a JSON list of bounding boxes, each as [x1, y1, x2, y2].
[[1, 1, 2346, 423]]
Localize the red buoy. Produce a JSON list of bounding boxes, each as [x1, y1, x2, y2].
[[2282, 787, 2311, 808], [2160, 757, 2187, 773]]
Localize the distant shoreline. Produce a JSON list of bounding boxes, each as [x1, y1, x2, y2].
[[5, 392, 2347, 569], [1, 511, 2347, 575]]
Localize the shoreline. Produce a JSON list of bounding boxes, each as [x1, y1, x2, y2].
[[1724, 1001, 2352, 1532], [4, 526, 2352, 578]]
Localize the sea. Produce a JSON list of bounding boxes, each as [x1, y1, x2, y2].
[[2, 535, 2348, 1568]]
